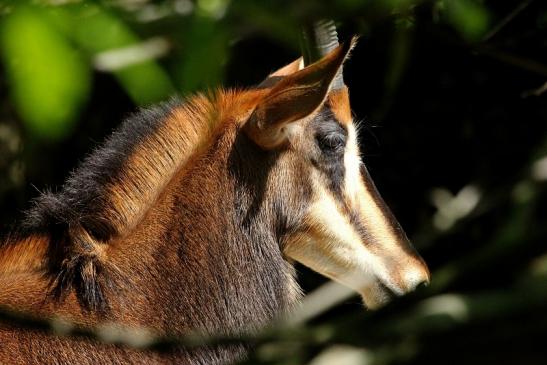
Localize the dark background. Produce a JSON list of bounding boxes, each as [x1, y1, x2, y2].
[[0, 1, 546, 364]]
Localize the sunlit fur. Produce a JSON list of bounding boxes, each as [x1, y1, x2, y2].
[[0, 87, 302, 364], [0, 42, 428, 364], [283, 91, 429, 308]]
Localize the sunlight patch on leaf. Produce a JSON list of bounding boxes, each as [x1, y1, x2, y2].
[[430, 184, 481, 231], [197, 0, 230, 19], [69, 5, 175, 105], [531, 155, 547, 181], [417, 294, 469, 322], [93, 37, 170, 72], [529, 253, 547, 277], [0, 6, 90, 140], [309, 345, 374, 365]]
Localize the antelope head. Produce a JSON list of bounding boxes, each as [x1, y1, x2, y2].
[[244, 22, 429, 309]]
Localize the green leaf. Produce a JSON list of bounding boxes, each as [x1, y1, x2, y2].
[[444, 0, 491, 41], [43, 4, 175, 105], [0, 6, 91, 140], [174, 15, 228, 93], [69, 5, 175, 105]]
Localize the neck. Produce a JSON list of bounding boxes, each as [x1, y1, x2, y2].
[[23, 90, 270, 243], [16, 89, 271, 310], [1, 88, 300, 336], [106, 124, 301, 336], [24, 94, 219, 241]]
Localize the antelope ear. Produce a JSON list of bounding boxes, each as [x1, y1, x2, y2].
[[245, 40, 354, 149], [257, 58, 304, 89], [270, 57, 303, 77]]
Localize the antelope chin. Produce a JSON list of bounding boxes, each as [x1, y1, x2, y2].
[[359, 280, 400, 310]]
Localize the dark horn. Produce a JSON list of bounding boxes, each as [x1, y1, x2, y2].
[[301, 19, 345, 90]]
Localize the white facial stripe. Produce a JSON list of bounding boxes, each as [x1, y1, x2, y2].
[[343, 126, 362, 205], [284, 123, 429, 308], [344, 125, 402, 255], [284, 175, 400, 297], [344, 125, 430, 291]]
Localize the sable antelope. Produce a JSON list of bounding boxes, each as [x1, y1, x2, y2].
[[0, 21, 429, 364]]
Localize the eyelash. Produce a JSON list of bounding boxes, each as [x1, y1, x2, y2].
[[316, 133, 346, 154]]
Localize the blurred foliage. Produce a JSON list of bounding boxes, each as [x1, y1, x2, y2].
[[0, 0, 546, 364], [0, 5, 90, 139], [441, 0, 491, 40], [0, 0, 499, 140]]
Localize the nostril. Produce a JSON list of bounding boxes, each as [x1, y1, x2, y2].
[[415, 280, 429, 291], [403, 268, 431, 292]]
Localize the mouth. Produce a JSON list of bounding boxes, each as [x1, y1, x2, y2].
[[360, 279, 401, 310]]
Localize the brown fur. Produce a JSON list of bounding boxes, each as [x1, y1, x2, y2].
[[93, 91, 264, 238], [0, 86, 304, 364], [0, 40, 429, 363], [327, 87, 352, 125], [245, 40, 353, 149], [0, 234, 48, 275]]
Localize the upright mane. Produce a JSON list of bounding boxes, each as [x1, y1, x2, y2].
[[0, 30, 432, 365], [10, 89, 264, 311], [23, 95, 214, 240]]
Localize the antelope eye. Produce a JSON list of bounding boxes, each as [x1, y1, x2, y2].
[[316, 132, 346, 154]]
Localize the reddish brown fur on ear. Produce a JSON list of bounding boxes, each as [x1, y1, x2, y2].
[[245, 40, 354, 149], [327, 86, 352, 125]]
